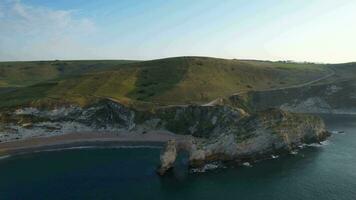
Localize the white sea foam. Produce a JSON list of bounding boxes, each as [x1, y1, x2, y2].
[[307, 140, 330, 148], [34, 145, 162, 153], [109, 145, 162, 149], [298, 144, 307, 149], [190, 163, 224, 173], [331, 130, 345, 135], [0, 155, 10, 160], [35, 146, 97, 153]]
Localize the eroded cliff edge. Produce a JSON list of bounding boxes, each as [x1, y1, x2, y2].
[[0, 99, 329, 175], [157, 108, 329, 175]]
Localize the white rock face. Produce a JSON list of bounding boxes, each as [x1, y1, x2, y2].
[[157, 108, 329, 175], [15, 107, 39, 115], [281, 97, 332, 113], [0, 100, 137, 142], [157, 140, 177, 175], [281, 97, 356, 114], [187, 134, 238, 167], [15, 106, 81, 118]]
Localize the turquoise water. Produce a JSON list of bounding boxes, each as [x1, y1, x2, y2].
[[0, 115, 356, 200]]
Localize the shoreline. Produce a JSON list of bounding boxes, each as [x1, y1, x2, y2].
[[0, 131, 190, 157]]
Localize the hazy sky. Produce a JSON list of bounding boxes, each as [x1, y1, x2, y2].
[[0, 0, 355, 63]]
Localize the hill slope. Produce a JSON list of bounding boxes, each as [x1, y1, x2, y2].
[[0, 57, 331, 108]]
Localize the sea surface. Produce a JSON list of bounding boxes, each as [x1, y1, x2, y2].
[[0, 115, 355, 200]]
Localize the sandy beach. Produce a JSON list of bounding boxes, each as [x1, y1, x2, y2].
[[0, 131, 190, 156]]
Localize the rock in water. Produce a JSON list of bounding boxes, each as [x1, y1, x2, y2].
[[157, 140, 177, 175]]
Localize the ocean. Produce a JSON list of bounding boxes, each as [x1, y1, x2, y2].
[[0, 114, 355, 200]]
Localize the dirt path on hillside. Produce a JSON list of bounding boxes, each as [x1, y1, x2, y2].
[[203, 67, 336, 106]]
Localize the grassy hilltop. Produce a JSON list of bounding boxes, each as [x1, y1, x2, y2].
[[0, 57, 331, 109]]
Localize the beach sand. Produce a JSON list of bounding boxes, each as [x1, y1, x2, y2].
[[0, 131, 191, 156]]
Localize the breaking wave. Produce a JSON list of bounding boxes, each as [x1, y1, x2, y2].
[[0, 155, 10, 160]]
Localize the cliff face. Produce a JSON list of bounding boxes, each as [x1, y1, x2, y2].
[[227, 80, 356, 114], [0, 99, 136, 142], [195, 109, 327, 164], [157, 108, 328, 174], [0, 99, 329, 176], [157, 140, 178, 176], [138, 105, 247, 137]]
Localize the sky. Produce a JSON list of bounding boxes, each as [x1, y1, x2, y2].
[[0, 0, 355, 63]]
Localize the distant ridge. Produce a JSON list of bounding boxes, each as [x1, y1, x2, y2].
[[0, 56, 337, 108]]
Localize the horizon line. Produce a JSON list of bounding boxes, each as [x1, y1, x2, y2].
[[0, 55, 354, 65]]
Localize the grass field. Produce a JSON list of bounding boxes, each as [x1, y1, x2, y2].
[[0, 57, 333, 109]]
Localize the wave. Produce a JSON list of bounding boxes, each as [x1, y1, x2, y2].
[[242, 162, 253, 167], [331, 130, 346, 135], [34, 145, 162, 153], [108, 145, 162, 149], [307, 140, 330, 148], [0, 155, 10, 160], [190, 162, 226, 173]]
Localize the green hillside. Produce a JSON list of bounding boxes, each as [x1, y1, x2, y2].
[[0, 57, 331, 109], [0, 60, 137, 87]]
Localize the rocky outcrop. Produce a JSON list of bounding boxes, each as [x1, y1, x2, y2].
[[157, 140, 178, 175], [0, 98, 330, 176], [139, 105, 247, 137], [227, 80, 356, 114], [76, 99, 136, 130], [0, 99, 136, 142], [157, 108, 329, 175], [193, 109, 328, 164]]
